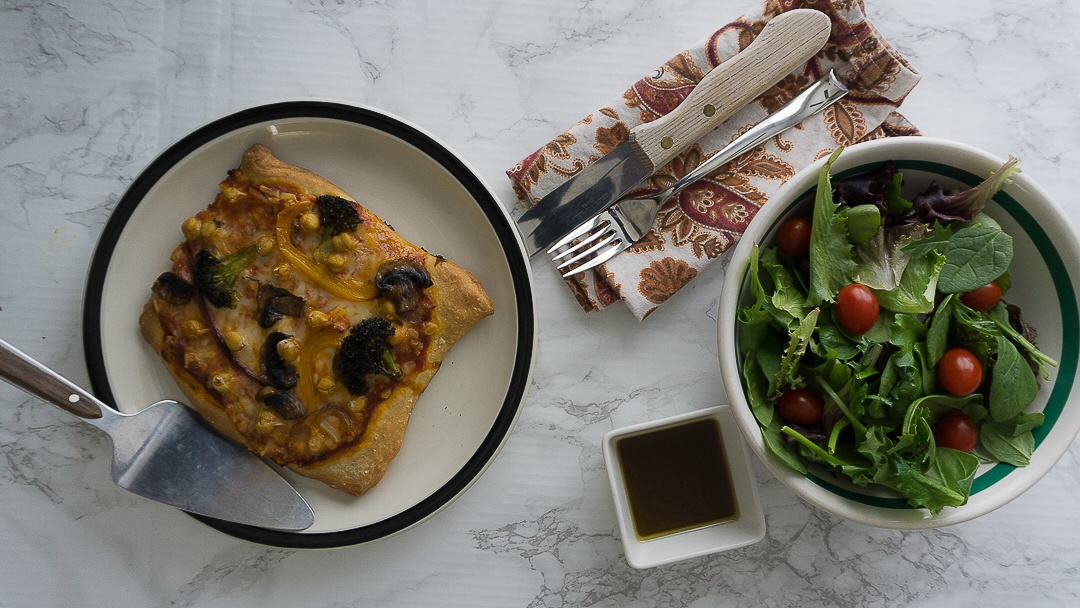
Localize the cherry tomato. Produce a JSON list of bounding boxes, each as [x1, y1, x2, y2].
[[937, 348, 983, 396], [935, 411, 978, 452], [960, 281, 1003, 311], [776, 217, 812, 257], [776, 389, 824, 426], [835, 283, 879, 334]]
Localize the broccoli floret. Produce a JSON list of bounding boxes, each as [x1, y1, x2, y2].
[[194, 244, 256, 308], [333, 317, 403, 395], [314, 195, 361, 237], [312, 195, 362, 262]]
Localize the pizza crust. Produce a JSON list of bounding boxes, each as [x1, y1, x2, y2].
[[140, 144, 494, 497]]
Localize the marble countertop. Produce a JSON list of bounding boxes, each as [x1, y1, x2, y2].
[[2, 0, 1079, 605]]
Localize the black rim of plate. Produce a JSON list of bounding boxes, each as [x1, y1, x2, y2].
[[82, 101, 535, 548]]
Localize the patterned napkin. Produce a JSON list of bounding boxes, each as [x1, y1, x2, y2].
[[506, 0, 921, 319]]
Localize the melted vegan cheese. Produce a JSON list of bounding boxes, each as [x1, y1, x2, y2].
[[158, 171, 436, 466]]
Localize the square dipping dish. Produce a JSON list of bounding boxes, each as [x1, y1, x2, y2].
[[603, 405, 765, 569]]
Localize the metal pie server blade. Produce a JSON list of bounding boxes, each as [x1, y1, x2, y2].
[[0, 338, 315, 531]]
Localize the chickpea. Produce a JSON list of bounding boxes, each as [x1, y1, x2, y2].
[[276, 338, 301, 362], [256, 234, 275, 255], [223, 331, 246, 352], [208, 372, 233, 393], [332, 232, 356, 252], [316, 377, 336, 394], [325, 253, 347, 270], [306, 310, 329, 329], [181, 217, 201, 240], [300, 212, 320, 232]]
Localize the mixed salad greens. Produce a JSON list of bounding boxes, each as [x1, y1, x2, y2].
[[738, 148, 1058, 514]]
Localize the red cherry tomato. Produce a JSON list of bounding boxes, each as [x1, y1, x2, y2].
[[935, 411, 978, 452], [937, 348, 983, 397], [776, 389, 824, 426], [960, 281, 1003, 311], [776, 217, 812, 257], [835, 284, 879, 335]]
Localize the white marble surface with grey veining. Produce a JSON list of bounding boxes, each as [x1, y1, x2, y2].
[[2, 0, 1079, 606]]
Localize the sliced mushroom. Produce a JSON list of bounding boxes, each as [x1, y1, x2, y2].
[[260, 331, 298, 390], [375, 258, 433, 320], [152, 272, 195, 305], [256, 283, 306, 328], [257, 386, 308, 420]]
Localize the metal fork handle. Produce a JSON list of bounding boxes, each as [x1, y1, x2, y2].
[[656, 70, 849, 202]]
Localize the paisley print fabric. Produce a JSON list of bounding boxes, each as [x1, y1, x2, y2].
[[505, 0, 921, 319]]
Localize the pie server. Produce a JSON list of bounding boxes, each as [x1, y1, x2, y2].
[[0, 337, 315, 531], [516, 8, 832, 256]]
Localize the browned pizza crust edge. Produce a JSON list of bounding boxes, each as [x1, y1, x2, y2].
[[141, 144, 494, 497]]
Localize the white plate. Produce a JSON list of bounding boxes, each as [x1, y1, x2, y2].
[[82, 101, 536, 548]]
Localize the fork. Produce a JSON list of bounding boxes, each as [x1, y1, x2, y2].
[[549, 70, 849, 278]]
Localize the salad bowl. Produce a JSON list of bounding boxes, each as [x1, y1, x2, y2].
[[716, 137, 1080, 529]]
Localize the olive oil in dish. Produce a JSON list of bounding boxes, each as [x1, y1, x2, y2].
[[615, 418, 738, 540]]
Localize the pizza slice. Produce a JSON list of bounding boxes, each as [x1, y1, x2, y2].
[[139, 144, 494, 496]]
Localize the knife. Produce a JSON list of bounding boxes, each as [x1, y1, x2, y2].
[[516, 8, 833, 256]]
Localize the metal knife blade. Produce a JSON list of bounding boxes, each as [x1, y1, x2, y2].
[[516, 8, 832, 256]]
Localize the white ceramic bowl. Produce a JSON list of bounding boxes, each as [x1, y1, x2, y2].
[[717, 137, 1080, 529]]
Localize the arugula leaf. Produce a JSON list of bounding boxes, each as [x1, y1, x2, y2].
[[806, 148, 856, 306], [760, 246, 808, 324], [939, 222, 1014, 293], [773, 308, 820, 398]]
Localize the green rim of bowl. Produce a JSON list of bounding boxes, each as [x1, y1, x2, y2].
[[760, 159, 1079, 510]]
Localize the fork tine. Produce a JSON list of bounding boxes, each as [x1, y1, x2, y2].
[[550, 223, 614, 262], [561, 242, 624, 278], [546, 216, 607, 254], [555, 232, 620, 271]]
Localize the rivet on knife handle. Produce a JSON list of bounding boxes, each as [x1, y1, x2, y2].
[[628, 8, 831, 172]]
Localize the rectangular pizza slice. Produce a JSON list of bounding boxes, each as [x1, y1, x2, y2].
[[139, 144, 494, 496]]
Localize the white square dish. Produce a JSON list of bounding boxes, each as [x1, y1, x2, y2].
[[602, 405, 765, 569]]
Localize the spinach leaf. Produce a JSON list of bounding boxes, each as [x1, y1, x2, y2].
[[846, 204, 882, 244], [742, 352, 774, 428], [890, 448, 979, 514], [926, 294, 954, 366], [938, 222, 1014, 293], [761, 418, 808, 474], [990, 335, 1039, 422], [980, 420, 1036, 467], [806, 148, 856, 306]]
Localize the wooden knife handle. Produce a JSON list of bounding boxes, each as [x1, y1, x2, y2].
[[0, 338, 104, 419], [628, 8, 831, 171]]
